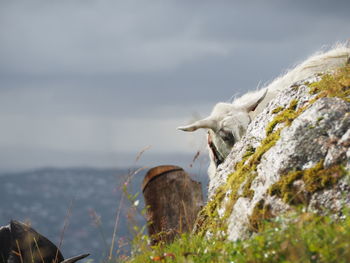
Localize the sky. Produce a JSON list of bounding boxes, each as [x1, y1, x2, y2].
[[0, 0, 350, 171]]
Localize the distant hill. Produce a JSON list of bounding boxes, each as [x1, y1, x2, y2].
[[0, 167, 208, 261]]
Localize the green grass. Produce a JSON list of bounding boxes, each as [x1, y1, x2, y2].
[[124, 209, 350, 263], [119, 64, 350, 263]]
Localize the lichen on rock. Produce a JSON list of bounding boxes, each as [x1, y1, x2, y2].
[[198, 65, 350, 241]]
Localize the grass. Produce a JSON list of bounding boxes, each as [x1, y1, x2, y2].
[[122, 64, 350, 262], [125, 209, 350, 263], [193, 95, 306, 237]]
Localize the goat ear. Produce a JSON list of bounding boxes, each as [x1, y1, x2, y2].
[[233, 88, 268, 112], [177, 117, 218, 132]]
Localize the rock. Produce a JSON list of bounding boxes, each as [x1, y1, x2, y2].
[[203, 72, 350, 241]]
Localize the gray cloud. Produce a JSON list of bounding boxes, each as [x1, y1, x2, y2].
[[0, 1, 230, 75], [0, 0, 350, 170], [2, 1, 349, 76]]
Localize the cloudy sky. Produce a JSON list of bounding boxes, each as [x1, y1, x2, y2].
[[0, 0, 350, 171]]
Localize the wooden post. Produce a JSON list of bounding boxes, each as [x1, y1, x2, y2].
[[142, 165, 204, 244]]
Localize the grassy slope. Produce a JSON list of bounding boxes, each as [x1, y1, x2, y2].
[[120, 65, 350, 263], [127, 209, 350, 263]]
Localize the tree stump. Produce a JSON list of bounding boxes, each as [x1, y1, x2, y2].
[[142, 165, 204, 244]]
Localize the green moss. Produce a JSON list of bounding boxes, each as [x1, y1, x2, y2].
[[309, 65, 350, 101], [250, 158, 348, 238], [247, 65, 350, 235], [265, 99, 301, 135], [126, 65, 350, 263], [248, 159, 347, 234], [193, 128, 283, 237], [303, 162, 345, 192], [271, 106, 284, 114], [225, 128, 282, 206], [269, 161, 347, 205], [194, 186, 228, 236], [239, 129, 282, 198], [197, 94, 309, 236], [248, 200, 274, 232], [196, 64, 350, 238], [242, 145, 255, 159]]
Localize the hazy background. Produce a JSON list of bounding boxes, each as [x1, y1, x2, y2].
[[1, 1, 350, 261], [1, 0, 350, 172]]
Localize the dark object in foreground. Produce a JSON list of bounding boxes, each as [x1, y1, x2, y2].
[[0, 220, 89, 263], [142, 165, 204, 244]]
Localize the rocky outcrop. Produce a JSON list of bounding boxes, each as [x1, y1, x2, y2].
[[202, 67, 350, 241]]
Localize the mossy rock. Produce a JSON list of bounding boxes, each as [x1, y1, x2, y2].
[[198, 65, 350, 241]]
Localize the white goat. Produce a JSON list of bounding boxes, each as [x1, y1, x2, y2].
[[178, 44, 350, 179]]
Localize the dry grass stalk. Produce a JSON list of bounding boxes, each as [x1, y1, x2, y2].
[[54, 199, 75, 263]]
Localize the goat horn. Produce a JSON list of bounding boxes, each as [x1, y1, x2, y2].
[[233, 88, 268, 112], [177, 117, 217, 132], [61, 254, 90, 263]]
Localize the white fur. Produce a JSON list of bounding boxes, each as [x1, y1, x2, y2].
[[179, 44, 350, 179], [252, 44, 350, 118]]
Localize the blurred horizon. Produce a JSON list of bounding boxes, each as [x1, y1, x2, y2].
[[0, 151, 208, 174]]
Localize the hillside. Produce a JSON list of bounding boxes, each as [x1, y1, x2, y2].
[[128, 62, 350, 262], [0, 168, 145, 261]]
